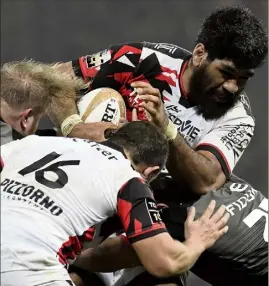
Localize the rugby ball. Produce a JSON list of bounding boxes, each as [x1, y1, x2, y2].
[[77, 88, 126, 125]]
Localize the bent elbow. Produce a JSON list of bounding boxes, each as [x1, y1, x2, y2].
[[194, 170, 227, 195]]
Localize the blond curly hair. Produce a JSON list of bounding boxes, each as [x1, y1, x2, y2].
[[1, 59, 88, 114]]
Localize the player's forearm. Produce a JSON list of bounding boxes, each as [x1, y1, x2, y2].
[[134, 234, 204, 278], [73, 236, 141, 273], [166, 133, 223, 194], [47, 91, 78, 128], [46, 62, 80, 128], [170, 239, 205, 275]]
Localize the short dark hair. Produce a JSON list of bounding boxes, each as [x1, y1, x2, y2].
[[196, 6, 268, 69], [109, 121, 169, 169]]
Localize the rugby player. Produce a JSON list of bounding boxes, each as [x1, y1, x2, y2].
[[0, 60, 91, 145], [72, 175, 268, 286], [48, 6, 268, 194], [1, 121, 229, 286]]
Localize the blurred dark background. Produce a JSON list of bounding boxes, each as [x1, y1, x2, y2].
[[1, 1, 268, 285]]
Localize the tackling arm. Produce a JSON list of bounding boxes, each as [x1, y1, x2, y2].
[[166, 100, 255, 194], [167, 96, 255, 194], [46, 62, 79, 128], [114, 177, 228, 277], [46, 43, 144, 140], [134, 82, 255, 194], [166, 136, 226, 194], [72, 232, 203, 277], [73, 235, 141, 273]]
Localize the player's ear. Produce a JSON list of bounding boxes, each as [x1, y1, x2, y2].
[[192, 43, 208, 67], [143, 166, 160, 183], [19, 108, 36, 135]]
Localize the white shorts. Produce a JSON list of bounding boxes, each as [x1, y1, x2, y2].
[[1, 244, 74, 286]]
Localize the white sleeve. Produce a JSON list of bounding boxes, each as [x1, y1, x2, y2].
[[195, 95, 255, 178]]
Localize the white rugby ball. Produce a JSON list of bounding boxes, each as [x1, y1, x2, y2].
[[77, 88, 126, 125]]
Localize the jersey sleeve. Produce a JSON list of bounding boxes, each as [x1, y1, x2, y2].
[[72, 42, 144, 90], [117, 177, 167, 244], [71, 42, 152, 121], [195, 95, 255, 178]]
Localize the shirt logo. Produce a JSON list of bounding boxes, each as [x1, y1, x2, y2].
[[86, 49, 111, 68]]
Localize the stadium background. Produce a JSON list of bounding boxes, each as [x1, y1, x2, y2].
[[1, 0, 268, 285]]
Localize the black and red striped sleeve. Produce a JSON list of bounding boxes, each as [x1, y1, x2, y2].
[[117, 177, 167, 244], [71, 42, 143, 87], [71, 42, 147, 121]]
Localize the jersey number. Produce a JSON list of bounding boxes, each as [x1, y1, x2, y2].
[[243, 198, 268, 242], [18, 152, 80, 189]]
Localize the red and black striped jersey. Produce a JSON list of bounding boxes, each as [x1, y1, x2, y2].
[[72, 42, 255, 179], [1, 135, 166, 267]]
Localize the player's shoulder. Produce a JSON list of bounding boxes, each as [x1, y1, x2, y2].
[[223, 174, 255, 191], [237, 92, 254, 119], [233, 92, 253, 118], [109, 41, 191, 60], [108, 42, 144, 56], [220, 174, 264, 201], [216, 92, 255, 127], [1, 134, 38, 153], [142, 41, 191, 59]]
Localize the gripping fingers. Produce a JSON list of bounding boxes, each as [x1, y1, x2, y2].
[[140, 102, 157, 115], [136, 87, 160, 97], [139, 94, 160, 105], [186, 206, 196, 225], [132, 108, 139, 121], [217, 226, 229, 239], [211, 205, 226, 224], [131, 81, 152, 88], [215, 212, 230, 230], [200, 200, 216, 221]]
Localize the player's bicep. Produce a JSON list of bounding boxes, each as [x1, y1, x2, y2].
[[117, 177, 167, 244]]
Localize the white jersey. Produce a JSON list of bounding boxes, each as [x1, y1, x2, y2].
[[73, 41, 255, 178], [1, 135, 167, 284]]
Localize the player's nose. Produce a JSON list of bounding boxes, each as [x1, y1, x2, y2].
[[222, 79, 239, 94]]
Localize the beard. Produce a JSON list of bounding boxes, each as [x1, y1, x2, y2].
[[187, 63, 239, 121]]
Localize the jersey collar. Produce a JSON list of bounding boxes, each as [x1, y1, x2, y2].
[[178, 55, 191, 99], [100, 139, 127, 159]]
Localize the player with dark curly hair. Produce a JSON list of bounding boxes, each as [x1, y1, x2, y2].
[[55, 6, 268, 286], [48, 6, 267, 198]]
